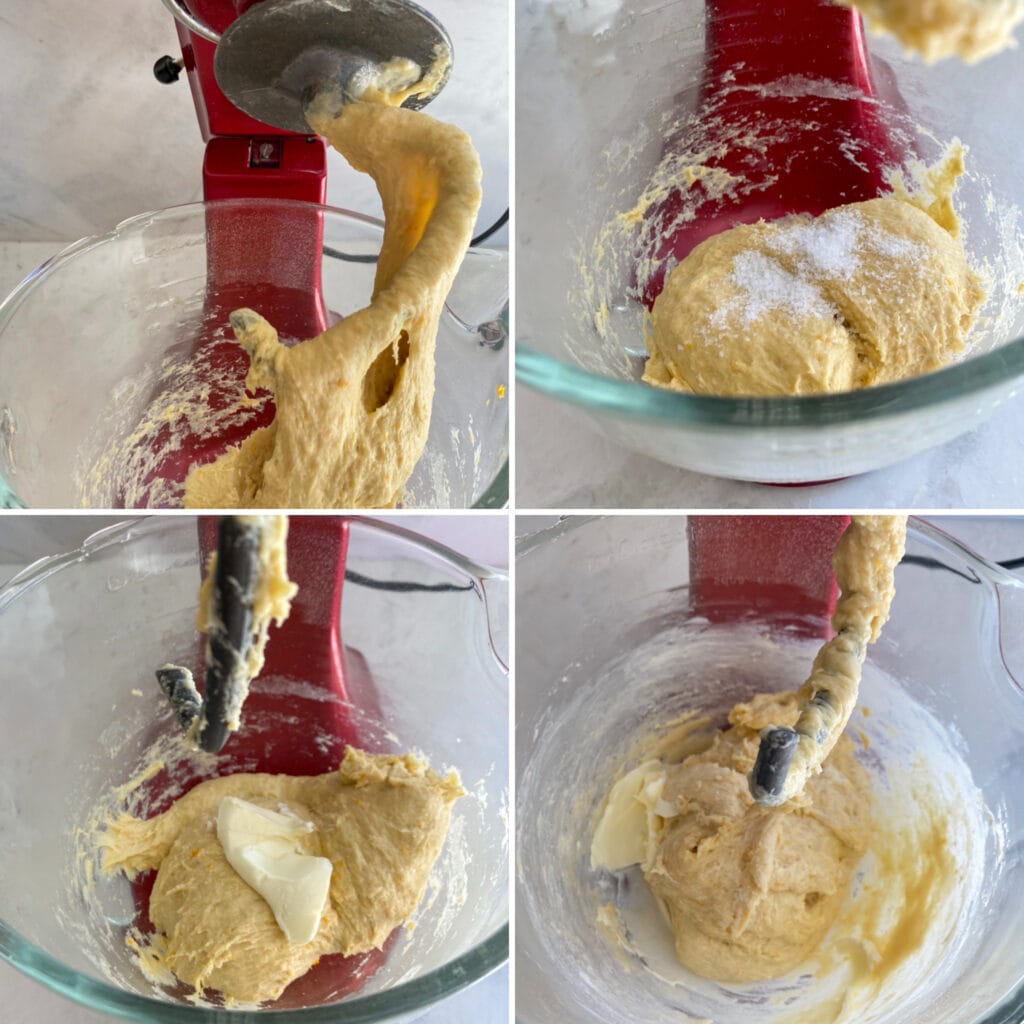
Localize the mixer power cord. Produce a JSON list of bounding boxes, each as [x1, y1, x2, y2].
[[344, 569, 475, 594], [322, 208, 508, 264], [470, 209, 509, 247], [902, 553, 1024, 584]]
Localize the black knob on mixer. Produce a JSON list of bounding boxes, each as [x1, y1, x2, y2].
[[153, 55, 183, 84]]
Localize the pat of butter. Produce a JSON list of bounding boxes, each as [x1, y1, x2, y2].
[[216, 797, 332, 945], [590, 760, 668, 872]]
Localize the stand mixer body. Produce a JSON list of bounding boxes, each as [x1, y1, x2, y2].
[[128, 0, 329, 502], [169, 0, 330, 195], [136, 514, 392, 1004], [134, 0, 449, 503], [640, 0, 906, 305], [688, 515, 849, 634]]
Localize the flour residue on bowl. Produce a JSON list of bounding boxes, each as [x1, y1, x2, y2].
[[74, 322, 271, 509]]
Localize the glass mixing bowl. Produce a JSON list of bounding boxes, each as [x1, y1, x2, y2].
[[0, 200, 509, 508], [516, 515, 1024, 1023], [516, 0, 1024, 483], [0, 516, 508, 1021]]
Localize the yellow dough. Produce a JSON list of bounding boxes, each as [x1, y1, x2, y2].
[[841, 0, 1024, 62], [647, 691, 871, 982], [592, 516, 907, 983], [645, 197, 986, 397], [183, 99, 482, 508], [100, 748, 463, 1002]]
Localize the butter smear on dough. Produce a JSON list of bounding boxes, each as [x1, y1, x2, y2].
[[101, 747, 464, 1003], [216, 797, 333, 946]]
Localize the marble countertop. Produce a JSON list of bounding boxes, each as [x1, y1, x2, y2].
[[516, 385, 1024, 510]]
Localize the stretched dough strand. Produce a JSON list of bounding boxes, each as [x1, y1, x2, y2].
[[185, 102, 482, 508]]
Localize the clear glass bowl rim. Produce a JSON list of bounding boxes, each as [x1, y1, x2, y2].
[[514, 514, 1024, 1024], [516, 332, 1024, 428], [0, 515, 509, 1022], [0, 199, 509, 510]]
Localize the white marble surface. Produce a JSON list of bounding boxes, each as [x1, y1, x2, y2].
[[0, 514, 508, 1023], [0, 242, 61, 296], [516, 386, 1024, 510], [0, 0, 507, 246]]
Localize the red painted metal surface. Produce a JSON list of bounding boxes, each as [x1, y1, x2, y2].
[[203, 135, 328, 202], [128, 2, 330, 505], [130, 515, 393, 1005], [175, 1, 287, 141], [640, 0, 904, 307], [688, 515, 851, 637]]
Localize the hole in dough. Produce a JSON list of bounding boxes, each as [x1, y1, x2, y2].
[[361, 329, 411, 413]]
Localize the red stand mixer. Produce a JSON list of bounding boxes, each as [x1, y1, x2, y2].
[[639, 0, 907, 307], [140, 513, 393, 1007], [129, 0, 452, 504]]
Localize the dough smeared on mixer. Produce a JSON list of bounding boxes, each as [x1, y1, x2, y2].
[[840, 0, 1024, 62], [752, 515, 907, 805], [645, 194, 986, 397], [184, 95, 482, 508], [197, 514, 296, 729], [100, 747, 464, 1003]]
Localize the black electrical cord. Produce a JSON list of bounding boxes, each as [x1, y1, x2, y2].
[[322, 207, 508, 264], [471, 208, 508, 247], [901, 553, 1024, 584], [322, 245, 377, 264], [344, 569, 476, 593]]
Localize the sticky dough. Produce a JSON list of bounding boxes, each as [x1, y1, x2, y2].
[[100, 748, 464, 1003], [841, 0, 1024, 62], [645, 196, 986, 397], [592, 516, 906, 983], [765, 515, 907, 804], [647, 691, 871, 982], [183, 100, 482, 508]]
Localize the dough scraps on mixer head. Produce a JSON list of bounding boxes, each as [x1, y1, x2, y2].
[[169, 514, 296, 745], [644, 148, 987, 398], [183, 90, 482, 509], [839, 0, 1024, 63]]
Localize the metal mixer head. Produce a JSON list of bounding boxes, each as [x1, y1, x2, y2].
[[214, 0, 453, 133]]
